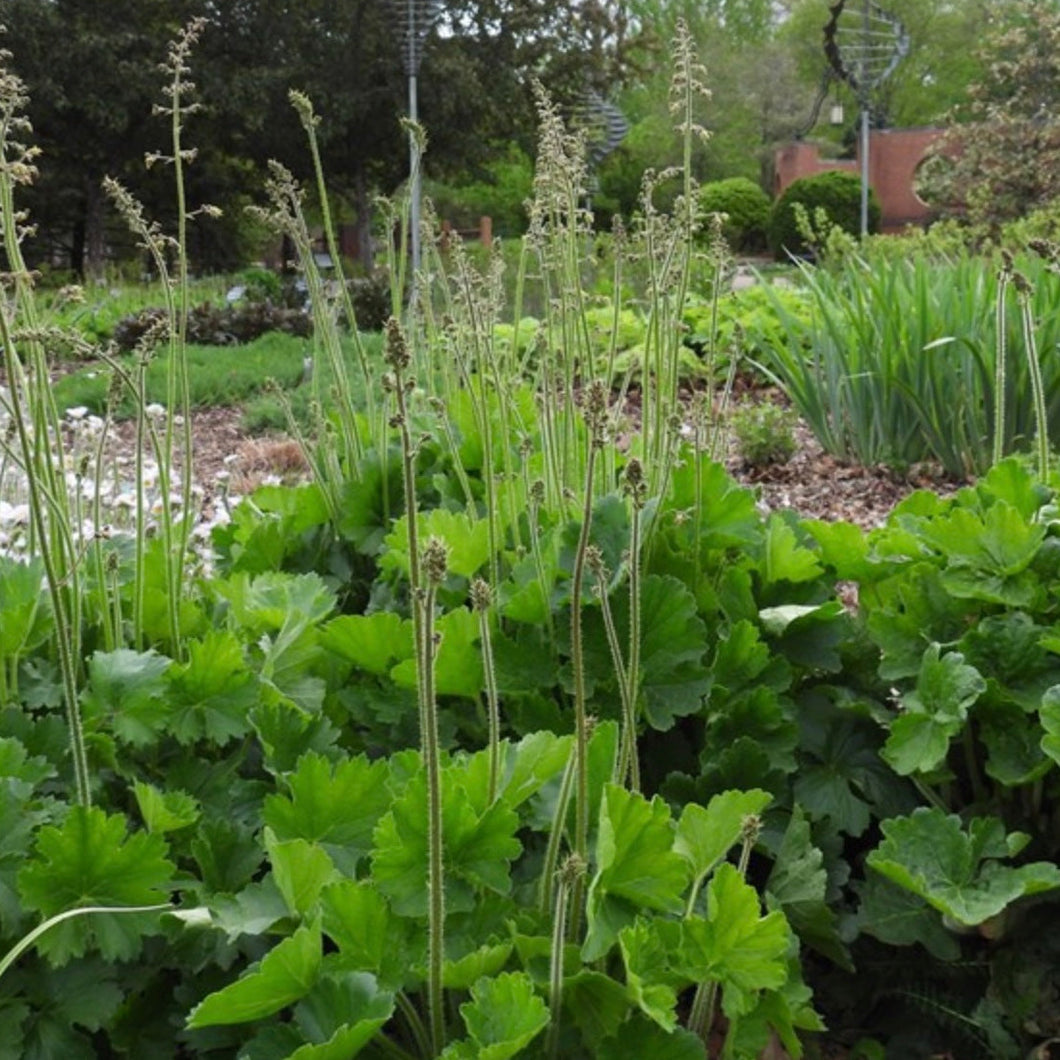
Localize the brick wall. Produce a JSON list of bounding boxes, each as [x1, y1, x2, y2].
[[774, 127, 943, 233]]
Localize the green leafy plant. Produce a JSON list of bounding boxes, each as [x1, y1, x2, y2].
[[728, 400, 797, 467], [753, 252, 1060, 477], [699, 177, 771, 254], [769, 170, 880, 258]]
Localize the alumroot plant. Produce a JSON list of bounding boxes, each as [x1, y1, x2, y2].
[[0, 45, 89, 803], [248, 158, 365, 511], [471, 576, 502, 802], [420, 535, 449, 1056]]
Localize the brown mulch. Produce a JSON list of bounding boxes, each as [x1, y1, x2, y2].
[[725, 418, 958, 531], [168, 401, 954, 530]]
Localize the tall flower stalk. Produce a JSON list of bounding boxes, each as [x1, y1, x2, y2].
[[0, 47, 89, 802], [384, 318, 448, 1052], [566, 380, 608, 938], [471, 578, 502, 802], [420, 536, 449, 1056]]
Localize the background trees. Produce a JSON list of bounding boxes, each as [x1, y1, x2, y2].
[[921, 0, 1060, 228], [1, 0, 1050, 275], [3, 0, 640, 275]]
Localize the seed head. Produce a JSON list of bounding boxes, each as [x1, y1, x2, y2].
[[740, 814, 762, 846], [622, 457, 647, 509], [470, 577, 493, 612], [584, 543, 606, 579], [557, 853, 588, 889], [422, 536, 449, 586], [384, 317, 410, 371]]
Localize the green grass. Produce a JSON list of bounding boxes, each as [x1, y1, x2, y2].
[[752, 253, 1060, 478], [38, 277, 231, 346], [51, 330, 384, 433]]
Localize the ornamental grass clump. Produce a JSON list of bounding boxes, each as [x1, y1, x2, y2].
[[753, 252, 1060, 478]]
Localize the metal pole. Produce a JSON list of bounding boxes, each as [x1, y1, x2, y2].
[[409, 72, 421, 278], [407, 0, 421, 282], [860, 95, 870, 237], [859, 0, 870, 237]]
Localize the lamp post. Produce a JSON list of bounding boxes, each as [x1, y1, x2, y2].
[[823, 0, 909, 236], [391, 0, 443, 283]]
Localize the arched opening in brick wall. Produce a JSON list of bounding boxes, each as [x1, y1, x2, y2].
[[774, 127, 944, 233]]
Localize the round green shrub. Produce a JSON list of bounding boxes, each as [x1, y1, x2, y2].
[[699, 177, 771, 253], [769, 170, 880, 257]]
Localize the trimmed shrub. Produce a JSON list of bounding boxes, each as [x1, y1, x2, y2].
[[114, 302, 310, 351], [699, 177, 771, 253], [769, 170, 880, 257]]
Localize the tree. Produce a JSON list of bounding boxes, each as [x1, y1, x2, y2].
[[595, 6, 814, 219], [3, 0, 640, 275], [777, 0, 989, 145], [924, 0, 1060, 227], [0, 0, 200, 277]]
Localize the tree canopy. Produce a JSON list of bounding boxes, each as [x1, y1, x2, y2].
[[0, 0, 1022, 274], [2, 0, 639, 275], [922, 0, 1060, 227]]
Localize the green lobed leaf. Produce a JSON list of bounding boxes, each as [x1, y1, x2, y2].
[[795, 690, 915, 835], [1040, 684, 1060, 766], [319, 879, 393, 977], [250, 701, 341, 774], [852, 874, 960, 961], [759, 514, 824, 586], [584, 784, 690, 962], [371, 766, 522, 916], [665, 458, 761, 550], [391, 607, 484, 699], [766, 807, 850, 969], [265, 830, 339, 918], [804, 518, 878, 583], [81, 648, 172, 747], [675, 789, 772, 898], [443, 941, 514, 989], [496, 731, 573, 810], [319, 612, 413, 676], [165, 629, 259, 745], [213, 570, 336, 637], [960, 611, 1060, 710], [723, 958, 824, 1060], [133, 781, 201, 834], [678, 863, 791, 1017], [263, 752, 392, 874], [17, 806, 174, 965], [0, 556, 52, 658], [760, 600, 848, 672], [209, 877, 289, 942], [866, 563, 971, 681], [288, 971, 394, 1058], [2, 959, 124, 1060], [882, 645, 985, 775], [867, 807, 1060, 926], [619, 918, 682, 1031], [190, 818, 263, 894], [976, 698, 1051, 787], [382, 508, 493, 580], [597, 1014, 707, 1060], [457, 971, 550, 1060], [922, 503, 1046, 607], [563, 970, 631, 1046], [709, 620, 791, 698], [636, 575, 713, 729], [186, 922, 322, 1028]]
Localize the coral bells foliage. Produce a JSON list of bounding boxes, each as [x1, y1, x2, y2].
[[924, 0, 1060, 227]]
